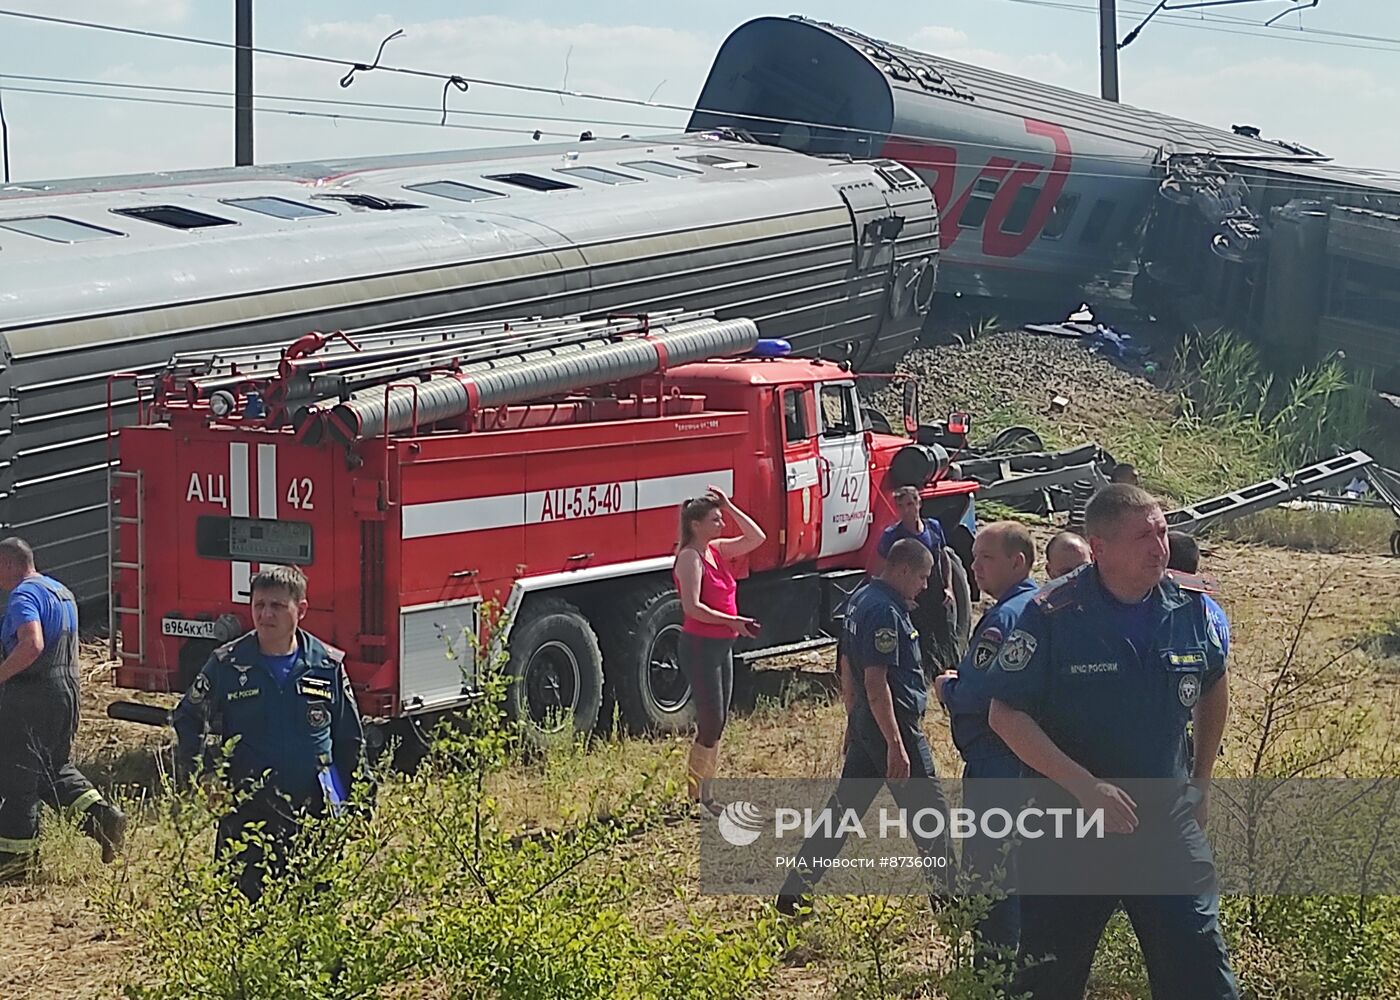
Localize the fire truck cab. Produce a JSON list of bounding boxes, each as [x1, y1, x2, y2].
[[109, 318, 976, 748]]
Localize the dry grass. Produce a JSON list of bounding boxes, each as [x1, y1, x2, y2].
[[4, 544, 1399, 999], [1217, 507, 1396, 554]]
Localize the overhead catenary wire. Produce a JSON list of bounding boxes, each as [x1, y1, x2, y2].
[[995, 0, 1400, 52], [3, 2, 1397, 157], [6, 11, 1400, 195], [7, 73, 1400, 198]]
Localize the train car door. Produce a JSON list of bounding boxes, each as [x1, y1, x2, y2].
[[778, 385, 820, 564], [816, 382, 871, 559]]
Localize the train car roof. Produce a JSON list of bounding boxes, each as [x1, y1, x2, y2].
[[746, 15, 1327, 163], [1229, 158, 1400, 196], [0, 133, 753, 199]]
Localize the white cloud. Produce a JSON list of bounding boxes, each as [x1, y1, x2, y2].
[[1, 0, 190, 27], [1130, 55, 1400, 167], [908, 23, 1089, 91]]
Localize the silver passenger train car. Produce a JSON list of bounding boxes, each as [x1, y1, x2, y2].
[[0, 134, 940, 600]]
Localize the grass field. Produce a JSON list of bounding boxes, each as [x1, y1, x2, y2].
[[4, 541, 1399, 999]]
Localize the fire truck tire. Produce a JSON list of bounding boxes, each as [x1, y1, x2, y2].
[[505, 597, 605, 742], [949, 555, 972, 657], [599, 581, 696, 736]]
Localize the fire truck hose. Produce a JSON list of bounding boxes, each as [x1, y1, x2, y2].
[[318, 316, 759, 445]]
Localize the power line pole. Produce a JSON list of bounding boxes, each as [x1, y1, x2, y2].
[[234, 0, 253, 165], [1099, 0, 1121, 102]]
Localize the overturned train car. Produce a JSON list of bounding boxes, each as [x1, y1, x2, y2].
[[688, 15, 1313, 307], [0, 134, 939, 600]]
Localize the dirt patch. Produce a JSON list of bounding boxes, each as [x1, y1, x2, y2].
[[894, 329, 1175, 449]]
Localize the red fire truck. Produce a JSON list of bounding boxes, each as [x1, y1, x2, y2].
[[107, 311, 977, 749]]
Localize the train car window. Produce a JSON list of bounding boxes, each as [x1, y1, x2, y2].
[[311, 194, 424, 211], [555, 166, 642, 185], [0, 215, 124, 243], [483, 173, 578, 192], [221, 197, 336, 220], [958, 178, 999, 229], [1000, 185, 1042, 235], [1040, 193, 1080, 241], [112, 205, 236, 230], [620, 160, 703, 178], [678, 154, 756, 170], [783, 388, 811, 442], [403, 181, 505, 203], [1080, 199, 1117, 244]]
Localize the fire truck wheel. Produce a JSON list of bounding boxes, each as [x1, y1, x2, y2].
[[599, 581, 695, 736], [505, 597, 605, 742], [949, 555, 972, 657]]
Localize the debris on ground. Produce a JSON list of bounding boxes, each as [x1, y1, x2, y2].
[[892, 328, 1174, 440]]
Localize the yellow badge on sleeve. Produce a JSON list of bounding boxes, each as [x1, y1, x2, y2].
[[874, 628, 898, 654]]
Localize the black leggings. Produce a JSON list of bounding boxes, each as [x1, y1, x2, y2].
[[680, 633, 734, 747]]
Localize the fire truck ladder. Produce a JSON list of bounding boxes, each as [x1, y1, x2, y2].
[[107, 468, 146, 664], [1165, 450, 1376, 535]]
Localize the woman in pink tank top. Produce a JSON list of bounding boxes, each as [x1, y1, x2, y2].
[[674, 486, 765, 815]]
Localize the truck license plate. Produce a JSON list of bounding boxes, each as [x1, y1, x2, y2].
[[162, 617, 217, 639]]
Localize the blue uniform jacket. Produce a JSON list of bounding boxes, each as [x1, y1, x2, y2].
[[172, 630, 364, 804], [845, 579, 926, 720], [983, 565, 1226, 782], [939, 576, 1038, 760]]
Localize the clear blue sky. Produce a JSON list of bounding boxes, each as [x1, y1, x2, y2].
[[2, 0, 1397, 181]]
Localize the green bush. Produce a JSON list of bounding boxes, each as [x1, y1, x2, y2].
[[102, 641, 794, 999]]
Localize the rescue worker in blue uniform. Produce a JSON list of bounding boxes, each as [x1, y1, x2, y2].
[[173, 565, 365, 901], [985, 485, 1237, 999], [1167, 530, 1229, 772], [0, 537, 126, 881], [1167, 531, 1230, 656], [932, 521, 1039, 959], [876, 486, 958, 671], [777, 538, 953, 914]]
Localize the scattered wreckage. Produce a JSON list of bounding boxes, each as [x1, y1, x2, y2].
[[955, 430, 1400, 554]]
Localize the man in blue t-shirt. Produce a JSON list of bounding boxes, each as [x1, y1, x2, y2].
[[874, 486, 958, 673], [0, 537, 125, 881]]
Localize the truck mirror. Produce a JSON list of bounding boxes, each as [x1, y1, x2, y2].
[[902, 380, 919, 435]]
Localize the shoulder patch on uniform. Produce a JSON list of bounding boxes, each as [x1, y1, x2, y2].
[[1206, 612, 1225, 651], [972, 626, 1004, 670], [997, 630, 1037, 672], [874, 627, 898, 654], [188, 671, 212, 703]]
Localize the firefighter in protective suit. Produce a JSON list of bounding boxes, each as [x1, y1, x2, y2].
[[0, 537, 126, 881], [172, 564, 366, 901]]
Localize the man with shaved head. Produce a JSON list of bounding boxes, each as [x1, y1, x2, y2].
[[1045, 530, 1092, 581], [933, 520, 1038, 960]]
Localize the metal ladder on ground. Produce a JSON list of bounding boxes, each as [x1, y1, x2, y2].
[[1165, 450, 1376, 535], [107, 468, 146, 665]]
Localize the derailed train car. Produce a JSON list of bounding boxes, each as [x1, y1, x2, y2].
[[688, 15, 1312, 306], [689, 15, 1400, 393], [0, 134, 939, 600]]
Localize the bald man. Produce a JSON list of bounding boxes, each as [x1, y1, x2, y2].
[[933, 521, 1039, 959], [1045, 530, 1092, 581]]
